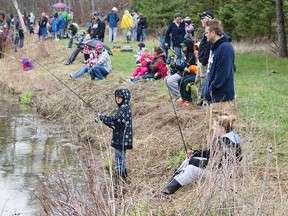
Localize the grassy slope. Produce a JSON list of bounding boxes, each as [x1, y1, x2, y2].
[[1, 36, 288, 215], [235, 54, 288, 157]]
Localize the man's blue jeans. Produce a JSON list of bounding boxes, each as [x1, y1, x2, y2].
[[109, 27, 118, 42], [89, 65, 109, 80]]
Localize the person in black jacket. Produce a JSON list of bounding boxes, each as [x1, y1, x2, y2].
[[91, 11, 106, 42], [153, 114, 242, 196], [137, 13, 147, 42], [195, 11, 214, 106], [97, 89, 133, 181], [164, 13, 186, 66]]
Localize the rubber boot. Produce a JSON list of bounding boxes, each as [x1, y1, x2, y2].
[[160, 179, 182, 195]]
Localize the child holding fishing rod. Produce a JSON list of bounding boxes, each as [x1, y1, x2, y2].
[[95, 88, 133, 194]]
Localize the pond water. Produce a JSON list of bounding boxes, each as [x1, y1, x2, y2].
[[0, 94, 77, 215]]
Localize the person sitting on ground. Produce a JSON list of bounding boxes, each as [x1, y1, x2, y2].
[[131, 46, 168, 81], [64, 27, 90, 65], [153, 114, 242, 196], [178, 64, 198, 106], [89, 43, 112, 80], [164, 39, 197, 101], [69, 48, 98, 79], [130, 48, 153, 79], [134, 42, 145, 63]]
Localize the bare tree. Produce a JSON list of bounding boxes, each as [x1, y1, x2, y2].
[[275, 0, 287, 57], [12, 0, 27, 32]]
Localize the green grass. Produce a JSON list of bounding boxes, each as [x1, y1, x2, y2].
[[234, 53, 288, 153]]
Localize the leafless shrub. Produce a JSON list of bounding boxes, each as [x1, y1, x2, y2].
[[1, 37, 288, 215]]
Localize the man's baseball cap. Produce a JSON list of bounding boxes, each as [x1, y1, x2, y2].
[[93, 11, 100, 16], [180, 42, 187, 47], [199, 11, 214, 19]]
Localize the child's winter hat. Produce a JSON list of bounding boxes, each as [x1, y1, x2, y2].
[[138, 42, 145, 48], [21, 58, 34, 71], [184, 17, 191, 22], [95, 43, 104, 50]]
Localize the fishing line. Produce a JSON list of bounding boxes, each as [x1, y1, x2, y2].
[[167, 89, 188, 154], [0, 48, 99, 113], [152, 34, 188, 154]]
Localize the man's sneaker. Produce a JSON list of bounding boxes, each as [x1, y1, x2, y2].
[[181, 101, 192, 107], [177, 99, 185, 106], [64, 61, 71, 65], [68, 73, 72, 78]]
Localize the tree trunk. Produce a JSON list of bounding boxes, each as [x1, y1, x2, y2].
[[91, 0, 95, 12], [275, 0, 287, 57], [11, 0, 27, 33]]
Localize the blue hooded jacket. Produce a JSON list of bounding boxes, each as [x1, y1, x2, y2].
[[106, 11, 119, 28], [203, 34, 235, 104], [100, 89, 133, 151]]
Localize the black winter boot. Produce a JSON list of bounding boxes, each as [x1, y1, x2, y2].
[[160, 179, 182, 195]]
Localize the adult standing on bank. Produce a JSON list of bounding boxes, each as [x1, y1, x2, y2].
[[91, 11, 106, 42], [195, 11, 214, 106], [106, 7, 119, 43], [202, 19, 236, 147], [137, 13, 147, 42], [38, 12, 48, 42], [120, 10, 133, 43], [131, 10, 139, 41], [164, 13, 185, 66]]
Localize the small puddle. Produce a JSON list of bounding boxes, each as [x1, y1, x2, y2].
[[0, 94, 78, 215]]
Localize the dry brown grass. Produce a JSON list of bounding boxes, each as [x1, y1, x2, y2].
[[1, 37, 288, 215]]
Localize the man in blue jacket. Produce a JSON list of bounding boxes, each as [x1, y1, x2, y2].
[[106, 7, 119, 43], [202, 19, 236, 147]]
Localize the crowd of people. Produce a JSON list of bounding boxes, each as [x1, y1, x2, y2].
[[0, 8, 241, 198]]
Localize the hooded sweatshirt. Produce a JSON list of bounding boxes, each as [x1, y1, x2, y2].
[[100, 89, 133, 151], [188, 130, 242, 168], [202, 34, 235, 104]]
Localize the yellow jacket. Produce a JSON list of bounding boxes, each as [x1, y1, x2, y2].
[[120, 13, 133, 29]]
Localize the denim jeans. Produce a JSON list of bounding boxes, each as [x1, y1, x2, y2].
[[114, 148, 126, 173], [59, 28, 64, 39], [109, 27, 118, 42], [68, 33, 76, 48], [71, 66, 90, 78], [179, 74, 196, 101], [132, 28, 137, 41], [174, 46, 184, 66], [89, 65, 109, 80], [141, 28, 146, 42], [19, 38, 24, 48]]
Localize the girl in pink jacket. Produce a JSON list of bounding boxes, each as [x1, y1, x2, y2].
[[131, 48, 153, 78]]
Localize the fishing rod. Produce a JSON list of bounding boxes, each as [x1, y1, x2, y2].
[[167, 89, 188, 154], [152, 34, 189, 154], [0, 49, 99, 114], [152, 34, 184, 59]]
